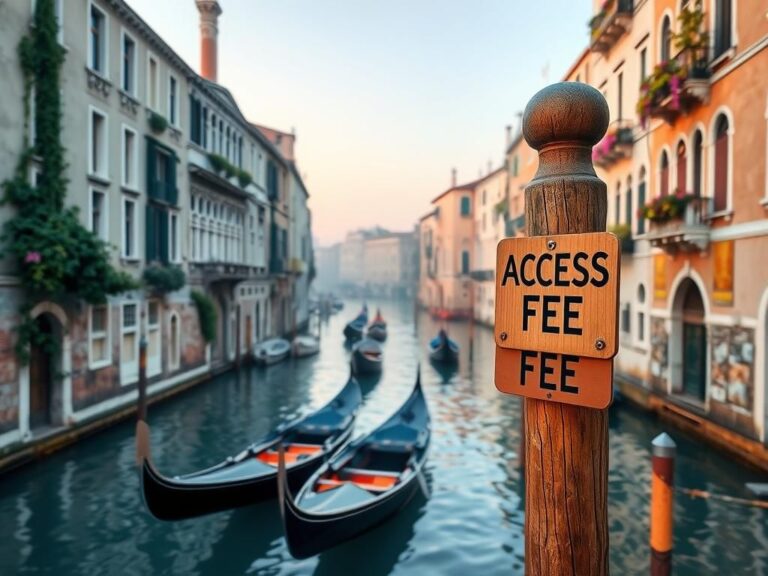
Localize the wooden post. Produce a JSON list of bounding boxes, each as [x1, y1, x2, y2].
[[522, 82, 610, 575], [650, 432, 676, 576]]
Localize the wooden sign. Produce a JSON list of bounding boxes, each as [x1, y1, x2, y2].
[[495, 232, 620, 359], [495, 347, 613, 409]]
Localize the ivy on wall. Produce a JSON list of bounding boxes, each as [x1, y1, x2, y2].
[[1, 0, 136, 362]]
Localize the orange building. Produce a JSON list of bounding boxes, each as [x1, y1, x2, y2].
[[577, 0, 768, 467]]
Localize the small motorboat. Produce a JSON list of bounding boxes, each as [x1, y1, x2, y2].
[[352, 338, 383, 375], [137, 375, 363, 521], [292, 335, 320, 358], [343, 307, 368, 341], [279, 370, 430, 559], [366, 309, 387, 342], [253, 338, 291, 366], [428, 329, 459, 364]]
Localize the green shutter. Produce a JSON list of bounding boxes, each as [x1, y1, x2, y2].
[[146, 138, 157, 199], [168, 153, 178, 206], [146, 203, 156, 261], [159, 208, 169, 263]]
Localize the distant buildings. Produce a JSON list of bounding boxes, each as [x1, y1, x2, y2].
[[0, 0, 313, 456]]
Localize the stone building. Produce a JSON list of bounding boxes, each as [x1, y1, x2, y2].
[[363, 231, 419, 298]]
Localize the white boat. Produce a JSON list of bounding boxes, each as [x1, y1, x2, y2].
[[292, 335, 320, 358], [253, 338, 291, 366]]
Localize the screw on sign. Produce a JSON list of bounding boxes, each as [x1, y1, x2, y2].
[[495, 82, 612, 576]]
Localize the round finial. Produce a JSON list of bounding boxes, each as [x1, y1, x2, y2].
[[522, 82, 609, 151]]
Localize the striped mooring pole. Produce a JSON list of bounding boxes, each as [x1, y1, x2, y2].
[[651, 432, 676, 576]]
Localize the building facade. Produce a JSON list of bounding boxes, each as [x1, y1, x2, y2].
[[0, 0, 314, 460], [363, 232, 419, 298]]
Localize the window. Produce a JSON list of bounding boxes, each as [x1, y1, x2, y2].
[[147, 54, 159, 110], [169, 312, 180, 370], [168, 75, 179, 127], [638, 167, 647, 234], [637, 284, 646, 342], [692, 130, 704, 196], [190, 96, 203, 145], [660, 16, 672, 62], [121, 30, 136, 95], [146, 204, 169, 263], [621, 303, 631, 334], [639, 47, 647, 84], [461, 250, 470, 274], [89, 107, 108, 178], [482, 189, 486, 206], [713, 114, 730, 212], [88, 3, 108, 76], [460, 196, 471, 216], [147, 139, 177, 204], [676, 141, 687, 193], [147, 300, 161, 377], [615, 183, 621, 226], [617, 71, 623, 120], [120, 302, 139, 385], [89, 304, 110, 368], [170, 212, 179, 262], [122, 197, 138, 259], [512, 155, 519, 177], [90, 189, 107, 240], [625, 177, 633, 230], [122, 126, 137, 189], [714, 0, 733, 58], [660, 150, 669, 197], [210, 114, 217, 153]]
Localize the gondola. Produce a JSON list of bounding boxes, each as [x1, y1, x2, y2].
[[253, 338, 291, 366], [279, 370, 430, 559], [351, 338, 383, 375], [292, 335, 320, 358], [136, 375, 362, 521], [366, 309, 387, 342], [428, 329, 459, 364], [343, 307, 368, 341]]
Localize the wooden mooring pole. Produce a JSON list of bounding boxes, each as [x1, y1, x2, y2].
[[522, 83, 610, 575], [650, 433, 676, 576]]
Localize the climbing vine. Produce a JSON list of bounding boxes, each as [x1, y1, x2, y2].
[[1, 0, 136, 362]]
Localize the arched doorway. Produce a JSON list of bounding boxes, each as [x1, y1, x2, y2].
[[28, 313, 64, 429], [672, 279, 707, 402]]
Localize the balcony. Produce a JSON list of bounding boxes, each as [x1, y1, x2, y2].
[[470, 270, 494, 282], [608, 224, 635, 255], [593, 122, 633, 168], [638, 49, 711, 126], [646, 196, 713, 252], [590, 0, 634, 53], [189, 261, 265, 284]]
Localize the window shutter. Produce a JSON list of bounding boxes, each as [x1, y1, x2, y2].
[[146, 203, 156, 261], [637, 182, 646, 234], [168, 153, 178, 206], [146, 138, 157, 200], [625, 188, 633, 229], [714, 134, 728, 212], [159, 208, 169, 263]]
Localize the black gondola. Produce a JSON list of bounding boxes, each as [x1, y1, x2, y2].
[[351, 338, 383, 375], [279, 370, 430, 559], [428, 329, 459, 364], [136, 375, 362, 521], [366, 309, 388, 342], [343, 308, 368, 341]]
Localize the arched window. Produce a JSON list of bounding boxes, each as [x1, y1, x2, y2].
[[713, 114, 730, 211], [660, 150, 670, 197], [714, 0, 733, 58], [676, 140, 687, 193], [661, 16, 672, 62], [169, 313, 180, 370], [638, 166, 647, 234], [692, 130, 704, 196], [615, 182, 621, 226], [637, 284, 646, 342], [460, 196, 471, 216], [625, 176, 633, 230]]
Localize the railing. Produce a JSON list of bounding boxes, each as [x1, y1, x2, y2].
[[648, 196, 713, 252], [590, 0, 634, 53], [470, 270, 494, 282], [593, 120, 634, 167], [189, 261, 265, 282]]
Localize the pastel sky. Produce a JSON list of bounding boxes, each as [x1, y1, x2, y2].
[[126, 0, 590, 246]]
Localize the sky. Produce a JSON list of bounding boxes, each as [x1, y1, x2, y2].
[[126, 0, 591, 246]]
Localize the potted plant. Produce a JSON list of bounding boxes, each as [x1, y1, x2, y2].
[[148, 112, 168, 134]]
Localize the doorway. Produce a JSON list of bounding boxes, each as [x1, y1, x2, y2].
[[677, 279, 707, 402], [28, 314, 63, 429]]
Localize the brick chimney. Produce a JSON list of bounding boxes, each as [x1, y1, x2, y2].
[[451, 167, 457, 188], [196, 0, 222, 82]]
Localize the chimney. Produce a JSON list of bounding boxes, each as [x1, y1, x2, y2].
[[505, 124, 512, 147], [451, 168, 457, 188], [196, 1, 223, 82], [487, 160, 492, 175]]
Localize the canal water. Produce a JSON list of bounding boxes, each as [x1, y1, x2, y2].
[[0, 299, 766, 575]]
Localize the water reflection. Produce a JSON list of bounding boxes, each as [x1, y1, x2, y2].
[[0, 298, 764, 575]]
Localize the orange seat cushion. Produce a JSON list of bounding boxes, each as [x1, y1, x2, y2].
[[256, 444, 322, 466], [315, 472, 398, 493]]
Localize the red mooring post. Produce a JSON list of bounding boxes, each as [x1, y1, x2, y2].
[[650, 432, 676, 576]]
